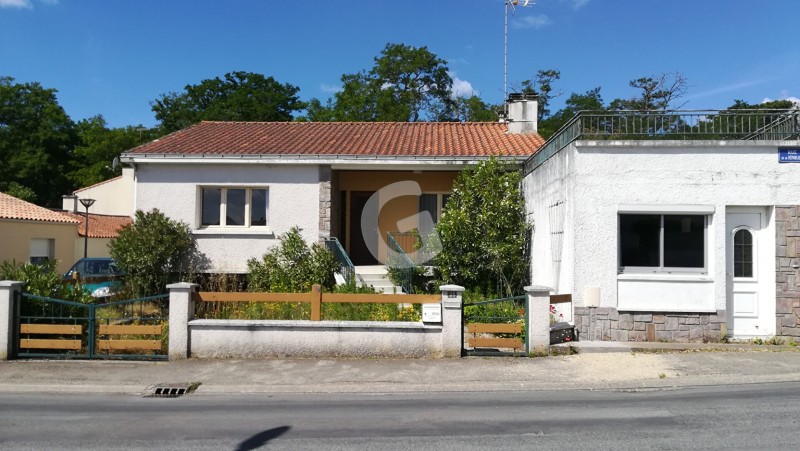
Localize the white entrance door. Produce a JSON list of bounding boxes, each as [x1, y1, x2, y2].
[[726, 209, 772, 338]]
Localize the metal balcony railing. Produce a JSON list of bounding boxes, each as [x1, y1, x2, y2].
[[525, 109, 800, 174]]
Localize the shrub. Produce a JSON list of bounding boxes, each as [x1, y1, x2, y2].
[[109, 209, 202, 297], [435, 157, 530, 296], [247, 226, 338, 293], [0, 260, 92, 303]]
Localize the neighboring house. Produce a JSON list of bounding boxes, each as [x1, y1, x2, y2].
[[523, 109, 800, 342], [119, 96, 544, 273], [61, 167, 135, 217], [59, 211, 132, 259], [0, 192, 80, 273]]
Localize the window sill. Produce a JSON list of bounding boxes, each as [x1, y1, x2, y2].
[[193, 228, 274, 237], [617, 273, 713, 283]]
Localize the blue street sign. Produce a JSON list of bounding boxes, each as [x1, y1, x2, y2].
[[779, 148, 800, 163]]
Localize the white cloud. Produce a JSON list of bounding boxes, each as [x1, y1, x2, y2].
[[687, 78, 780, 100], [451, 76, 478, 98], [512, 14, 552, 29], [568, 0, 590, 9], [319, 84, 342, 94], [0, 0, 32, 9]]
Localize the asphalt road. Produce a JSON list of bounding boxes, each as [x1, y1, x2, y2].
[[2, 382, 799, 450]]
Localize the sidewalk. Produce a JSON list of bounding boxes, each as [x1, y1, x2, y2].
[[1, 343, 800, 395]]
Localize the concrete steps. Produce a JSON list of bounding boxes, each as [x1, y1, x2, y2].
[[354, 265, 406, 294]]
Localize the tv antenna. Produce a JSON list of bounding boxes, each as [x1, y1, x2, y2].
[[504, 0, 534, 114]]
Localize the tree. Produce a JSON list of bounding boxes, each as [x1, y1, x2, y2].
[[520, 69, 562, 121], [109, 209, 201, 297], [306, 43, 456, 122], [68, 115, 162, 188], [449, 96, 499, 122], [435, 157, 530, 296], [609, 72, 689, 111], [151, 71, 305, 133], [0, 76, 77, 206], [539, 87, 605, 139]]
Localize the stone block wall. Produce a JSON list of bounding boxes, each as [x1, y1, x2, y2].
[[776, 206, 800, 337], [319, 166, 332, 239], [574, 307, 727, 343]]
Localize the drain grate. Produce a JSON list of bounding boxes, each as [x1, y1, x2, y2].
[[144, 382, 201, 398]]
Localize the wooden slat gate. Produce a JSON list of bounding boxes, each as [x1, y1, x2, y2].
[[13, 291, 169, 360], [462, 295, 527, 356]]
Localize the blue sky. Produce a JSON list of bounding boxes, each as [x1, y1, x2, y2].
[[1, 0, 798, 128]]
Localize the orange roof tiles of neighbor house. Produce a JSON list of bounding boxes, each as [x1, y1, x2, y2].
[[61, 212, 132, 238], [0, 192, 80, 224], [126, 122, 545, 157]]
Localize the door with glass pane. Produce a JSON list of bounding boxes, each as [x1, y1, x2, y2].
[[726, 210, 769, 337]]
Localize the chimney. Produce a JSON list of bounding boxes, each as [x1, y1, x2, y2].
[[505, 92, 538, 134], [62, 194, 78, 213]]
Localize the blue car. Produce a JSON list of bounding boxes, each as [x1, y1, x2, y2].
[[63, 258, 125, 299]]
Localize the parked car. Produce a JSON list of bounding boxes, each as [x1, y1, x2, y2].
[[63, 258, 125, 299]]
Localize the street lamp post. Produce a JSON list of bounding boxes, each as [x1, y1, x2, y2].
[[79, 198, 96, 258]]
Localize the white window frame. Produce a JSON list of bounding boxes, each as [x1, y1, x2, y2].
[[198, 186, 270, 231], [618, 207, 712, 275], [29, 238, 54, 265]]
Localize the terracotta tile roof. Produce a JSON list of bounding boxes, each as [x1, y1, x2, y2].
[[61, 212, 132, 238], [0, 192, 80, 224], [125, 121, 544, 158]]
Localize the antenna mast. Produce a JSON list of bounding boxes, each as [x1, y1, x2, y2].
[[504, 0, 533, 115]]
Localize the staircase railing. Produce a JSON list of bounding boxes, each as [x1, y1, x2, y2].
[[323, 237, 354, 286], [386, 233, 415, 294]]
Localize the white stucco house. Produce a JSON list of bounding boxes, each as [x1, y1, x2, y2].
[[523, 109, 800, 342], [114, 97, 543, 277]]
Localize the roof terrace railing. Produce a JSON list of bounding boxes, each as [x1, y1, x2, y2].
[[524, 109, 800, 174]]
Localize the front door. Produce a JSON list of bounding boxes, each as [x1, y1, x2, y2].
[[726, 209, 772, 338], [348, 191, 379, 265]]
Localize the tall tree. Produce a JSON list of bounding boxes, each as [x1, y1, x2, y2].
[[151, 71, 305, 133], [539, 87, 605, 139], [520, 69, 561, 121], [449, 96, 500, 122], [306, 43, 456, 122], [68, 115, 162, 188], [609, 72, 689, 111], [0, 76, 77, 206]]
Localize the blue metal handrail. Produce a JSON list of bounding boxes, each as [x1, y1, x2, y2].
[[323, 237, 354, 285]]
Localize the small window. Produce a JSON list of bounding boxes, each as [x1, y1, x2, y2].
[[733, 229, 753, 278], [200, 187, 269, 228], [619, 213, 707, 274], [30, 238, 54, 265]]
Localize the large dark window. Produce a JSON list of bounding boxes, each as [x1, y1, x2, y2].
[[619, 213, 706, 273]]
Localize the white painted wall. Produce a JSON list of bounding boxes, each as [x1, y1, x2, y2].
[[525, 140, 800, 329], [65, 167, 135, 216], [134, 163, 321, 273]]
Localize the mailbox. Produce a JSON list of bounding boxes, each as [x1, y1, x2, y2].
[[422, 303, 442, 323]]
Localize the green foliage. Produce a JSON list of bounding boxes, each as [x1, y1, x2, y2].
[[0, 76, 77, 207], [109, 209, 200, 297], [68, 115, 162, 188], [247, 226, 338, 293], [304, 43, 456, 122], [2, 182, 37, 203], [450, 96, 499, 122], [435, 157, 530, 296], [539, 87, 605, 139], [520, 69, 561, 122], [0, 260, 92, 303], [152, 71, 305, 133]]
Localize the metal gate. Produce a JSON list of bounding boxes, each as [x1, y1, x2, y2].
[[14, 291, 169, 360], [462, 295, 527, 356]]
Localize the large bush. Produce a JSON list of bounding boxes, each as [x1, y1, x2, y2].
[[247, 226, 338, 293], [109, 209, 201, 297], [435, 157, 530, 296], [0, 260, 92, 303]]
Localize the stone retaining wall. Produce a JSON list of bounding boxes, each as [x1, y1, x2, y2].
[[776, 206, 800, 337], [574, 307, 727, 343]]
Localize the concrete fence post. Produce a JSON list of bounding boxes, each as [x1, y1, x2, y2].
[[525, 285, 553, 355], [167, 282, 199, 360], [0, 281, 23, 360], [439, 284, 465, 357]]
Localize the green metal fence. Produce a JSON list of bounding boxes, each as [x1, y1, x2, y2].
[[15, 292, 169, 360]]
